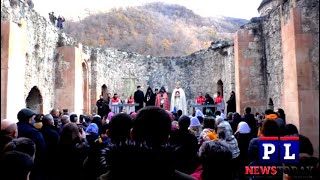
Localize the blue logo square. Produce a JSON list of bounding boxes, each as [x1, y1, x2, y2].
[[280, 137, 299, 164], [259, 137, 279, 164]]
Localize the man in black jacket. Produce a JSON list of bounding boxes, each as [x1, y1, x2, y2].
[[17, 108, 46, 180], [134, 86, 144, 112]]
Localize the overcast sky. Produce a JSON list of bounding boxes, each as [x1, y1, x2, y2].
[[33, 0, 261, 21]]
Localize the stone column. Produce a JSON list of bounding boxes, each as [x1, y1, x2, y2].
[[55, 45, 84, 115], [234, 27, 267, 114], [281, 7, 319, 157], [1, 20, 26, 121]]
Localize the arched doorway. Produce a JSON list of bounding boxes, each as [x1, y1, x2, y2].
[[82, 62, 89, 114], [101, 84, 108, 99], [26, 86, 43, 113], [217, 80, 224, 97]]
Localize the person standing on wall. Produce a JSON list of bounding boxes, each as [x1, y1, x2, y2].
[[134, 86, 144, 112], [57, 16, 65, 29], [48, 12, 57, 26]]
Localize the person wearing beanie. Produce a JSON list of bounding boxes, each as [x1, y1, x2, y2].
[[70, 114, 78, 123], [16, 108, 46, 180], [264, 109, 285, 136]]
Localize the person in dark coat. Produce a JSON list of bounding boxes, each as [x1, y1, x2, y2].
[[50, 108, 61, 131], [144, 87, 156, 106], [17, 108, 46, 180], [96, 95, 107, 118], [204, 93, 215, 115], [242, 107, 257, 138], [169, 115, 199, 174], [56, 16, 65, 29], [41, 114, 60, 180], [134, 86, 144, 112], [276, 108, 286, 125], [226, 91, 236, 114], [57, 123, 89, 180]]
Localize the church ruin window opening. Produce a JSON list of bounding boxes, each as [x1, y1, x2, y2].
[[26, 86, 43, 114], [217, 80, 224, 97], [101, 84, 107, 99]]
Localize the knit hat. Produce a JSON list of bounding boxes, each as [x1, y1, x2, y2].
[[190, 117, 201, 127], [17, 108, 36, 121]]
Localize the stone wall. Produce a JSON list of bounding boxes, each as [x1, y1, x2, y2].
[[261, 4, 284, 110], [1, 0, 235, 115], [90, 43, 235, 113], [1, 0, 79, 114]]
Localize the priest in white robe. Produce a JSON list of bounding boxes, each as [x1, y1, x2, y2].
[[170, 82, 188, 115]]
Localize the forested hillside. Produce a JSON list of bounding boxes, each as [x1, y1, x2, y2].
[[64, 2, 248, 56]]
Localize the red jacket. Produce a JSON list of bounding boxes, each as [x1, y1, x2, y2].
[[196, 96, 206, 104], [215, 96, 223, 104], [127, 98, 134, 104]]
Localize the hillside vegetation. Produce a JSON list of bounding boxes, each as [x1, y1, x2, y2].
[[64, 2, 248, 57]]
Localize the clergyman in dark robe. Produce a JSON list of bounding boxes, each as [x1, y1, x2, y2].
[[134, 86, 144, 112], [96, 95, 107, 117], [144, 87, 156, 106], [226, 91, 236, 114], [204, 93, 215, 115]]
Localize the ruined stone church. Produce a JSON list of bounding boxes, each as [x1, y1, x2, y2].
[[1, 0, 319, 156]]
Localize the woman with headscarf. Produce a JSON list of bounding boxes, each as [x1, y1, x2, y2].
[[155, 86, 170, 110], [144, 87, 156, 106], [226, 91, 236, 114], [189, 117, 202, 140], [234, 121, 252, 179], [85, 123, 99, 147]]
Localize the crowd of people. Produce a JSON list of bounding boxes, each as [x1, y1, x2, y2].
[[96, 85, 237, 120], [0, 101, 319, 180]]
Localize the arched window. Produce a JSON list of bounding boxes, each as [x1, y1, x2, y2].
[[217, 80, 224, 97], [26, 86, 43, 113], [101, 84, 108, 99]]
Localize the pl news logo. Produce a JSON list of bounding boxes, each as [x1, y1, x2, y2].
[[259, 136, 299, 164], [245, 136, 300, 176]]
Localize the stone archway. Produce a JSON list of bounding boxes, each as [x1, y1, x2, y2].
[[26, 86, 43, 113], [82, 62, 89, 114], [101, 84, 108, 99], [217, 80, 224, 97]]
